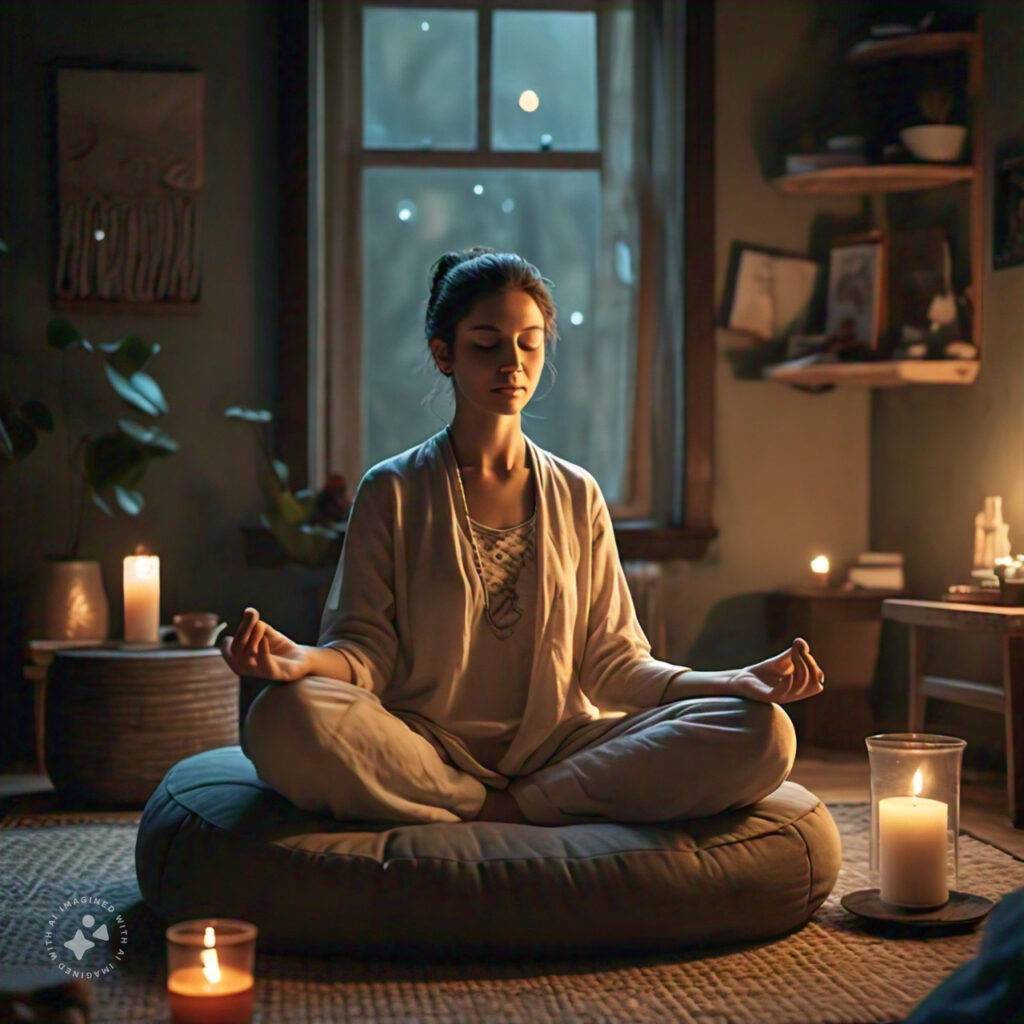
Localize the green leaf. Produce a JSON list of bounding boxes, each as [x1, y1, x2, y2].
[[105, 336, 160, 377], [19, 400, 54, 431], [275, 488, 308, 527], [83, 433, 148, 491], [103, 364, 167, 416], [113, 485, 144, 515], [225, 406, 272, 423], [3, 414, 37, 458], [47, 317, 83, 350], [89, 488, 114, 516], [0, 416, 14, 459], [118, 418, 179, 453], [263, 509, 332, 566]]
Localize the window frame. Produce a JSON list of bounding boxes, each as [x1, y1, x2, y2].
[[275, 0, 717, 560]]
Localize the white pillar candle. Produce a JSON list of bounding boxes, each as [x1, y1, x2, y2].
[[123, 554, 160, 643], [878, 769, 949, 907]]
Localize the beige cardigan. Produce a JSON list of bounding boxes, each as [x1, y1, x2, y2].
[[319, 430, 689, 781]]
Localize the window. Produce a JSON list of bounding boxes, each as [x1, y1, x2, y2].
[[280, 0, 716, 558]]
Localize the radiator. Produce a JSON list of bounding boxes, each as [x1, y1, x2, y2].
[[622, 560, 667, 657]]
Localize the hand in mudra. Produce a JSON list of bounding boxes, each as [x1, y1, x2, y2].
[[730, 638, 824, 704], [220, 607, 309, 682]]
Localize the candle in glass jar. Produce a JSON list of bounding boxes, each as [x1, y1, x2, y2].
[[878, 768, 949, 907], [167, 925, 254, 1024], [123, 551, 160, 643]]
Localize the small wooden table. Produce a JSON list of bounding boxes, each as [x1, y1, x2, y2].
[[881, 599, 1024, 827], [766, 588, 904, 750]]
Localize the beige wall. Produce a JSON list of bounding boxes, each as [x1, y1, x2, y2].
[[665, 0, 872, 668]]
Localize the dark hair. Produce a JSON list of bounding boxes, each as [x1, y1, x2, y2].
[[425, 247, 558, 355]]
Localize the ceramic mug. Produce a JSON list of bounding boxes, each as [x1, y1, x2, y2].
[[172, 612, 228, 648]]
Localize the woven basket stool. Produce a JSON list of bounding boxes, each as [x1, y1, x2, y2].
[[137, 746, 843, 956], [45, 647, 239, 805]]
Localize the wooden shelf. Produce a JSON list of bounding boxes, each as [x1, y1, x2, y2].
[[765, 359, 980, 388], [846, 32, 978, 66], [772, 163, 972, 195]]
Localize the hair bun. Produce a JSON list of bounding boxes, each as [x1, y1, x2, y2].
[[429, 247, 500, 304], [429, 252, 466, 297]]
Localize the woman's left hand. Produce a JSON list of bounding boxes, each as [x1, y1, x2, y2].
[[728, 638, 824, 704]]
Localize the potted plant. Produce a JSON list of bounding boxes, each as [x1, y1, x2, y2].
[[900, 88, 967, 163], [1, 316, 179, 640], [224, 406, 349, 568]]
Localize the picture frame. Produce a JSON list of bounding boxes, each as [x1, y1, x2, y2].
[[825, 231, 887, 348], [720, 241, 821, 343], [993, 152, 1024, 271], [54, 66, 205, 314]]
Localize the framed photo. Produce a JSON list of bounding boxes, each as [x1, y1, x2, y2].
[[54, 67, 205, 313], [825, 231, 887, 348], [993, 153, 1024, 270]]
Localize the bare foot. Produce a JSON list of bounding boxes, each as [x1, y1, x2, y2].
[[475, 787, 528, 823]]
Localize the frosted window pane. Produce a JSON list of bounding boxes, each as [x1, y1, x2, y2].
[[362, 168, 634, 503], [363, 7, 477, 149], [492, 11, 598, 151]]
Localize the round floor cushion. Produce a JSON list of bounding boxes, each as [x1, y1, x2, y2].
[[136, 746, 842, 956]]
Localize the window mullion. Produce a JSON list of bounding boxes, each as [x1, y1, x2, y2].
[[478, 5, 493, 153]]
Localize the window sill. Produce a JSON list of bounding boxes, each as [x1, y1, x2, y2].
[[613, 523, 718, 561]]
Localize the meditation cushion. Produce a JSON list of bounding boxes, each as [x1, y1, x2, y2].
[[136, 746, 842, 955]]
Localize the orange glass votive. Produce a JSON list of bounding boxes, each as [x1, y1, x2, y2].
[[166, 919, 256, 1024]]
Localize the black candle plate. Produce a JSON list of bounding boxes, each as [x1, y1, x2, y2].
[[841, 889, 994, 929]]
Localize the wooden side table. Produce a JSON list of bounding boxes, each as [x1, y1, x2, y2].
[[881, 599, 1024, 828], [44, 646, 239, 806], [767, 588, 905, 750]]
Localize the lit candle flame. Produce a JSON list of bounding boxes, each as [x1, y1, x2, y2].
[[200, 947, 221, 983], [912, 768, 923, 797], [201, 926, 221, 983], [811, 555, 830, 574]]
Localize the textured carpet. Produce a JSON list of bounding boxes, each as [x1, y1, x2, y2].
[[1, 805, 1021, 1024]]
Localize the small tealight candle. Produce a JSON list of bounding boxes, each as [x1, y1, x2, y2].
[[878, 768, 949, 908], [167, 919, 256, 1024], [123, 548, 160, 643], [810, 555, 830, 588]]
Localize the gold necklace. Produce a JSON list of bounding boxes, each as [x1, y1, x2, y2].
[[447, 427, 524, 640]]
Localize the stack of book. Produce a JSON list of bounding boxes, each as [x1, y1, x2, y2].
[[847, 552, 904, 590]]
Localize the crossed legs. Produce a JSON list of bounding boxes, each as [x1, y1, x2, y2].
[[243, 677, 796, 826]]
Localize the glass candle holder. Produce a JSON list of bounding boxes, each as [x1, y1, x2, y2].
[[866, 733, 966, 908], [166, 918, 257, 1024]]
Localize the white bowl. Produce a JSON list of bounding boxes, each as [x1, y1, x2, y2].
[[899, 124, 967, 162]]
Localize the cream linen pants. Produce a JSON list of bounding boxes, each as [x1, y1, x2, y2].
[[242, 677, 797, 826]]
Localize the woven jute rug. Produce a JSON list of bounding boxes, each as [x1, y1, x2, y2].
[[1, 806, 1021, 1024]]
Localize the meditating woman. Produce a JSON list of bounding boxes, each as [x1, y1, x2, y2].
[[221, 248, 824, 825]]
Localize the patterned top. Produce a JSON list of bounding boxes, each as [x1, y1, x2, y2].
[[468, 514, 537, 633]]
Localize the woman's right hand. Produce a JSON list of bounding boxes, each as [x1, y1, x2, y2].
[[220, 607, 310, 682]]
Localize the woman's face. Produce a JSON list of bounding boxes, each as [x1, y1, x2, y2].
[[433, 288, 547, 417]]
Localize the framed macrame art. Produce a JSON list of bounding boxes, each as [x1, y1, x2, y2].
[[54, 67, 205, 313]]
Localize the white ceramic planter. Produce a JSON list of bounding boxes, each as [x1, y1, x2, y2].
[[27, 559, 110, 641], [900, 124, 967, 162]]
